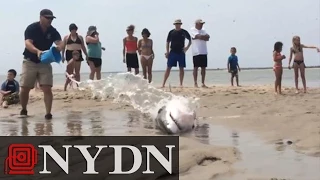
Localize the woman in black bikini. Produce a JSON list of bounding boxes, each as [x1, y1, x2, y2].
[[62, 23, 88, 85], [288, 36, 320, 93]]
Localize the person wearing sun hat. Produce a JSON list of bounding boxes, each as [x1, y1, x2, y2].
[[85, 26, 106, 80], [161, 19, 192, 88], [190, 19, 210, 88]]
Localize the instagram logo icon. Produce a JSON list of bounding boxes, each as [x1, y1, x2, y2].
[[5, 144, 38, 175]]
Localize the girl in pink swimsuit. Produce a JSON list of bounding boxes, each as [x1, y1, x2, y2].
[[273, 41, 286, 95]]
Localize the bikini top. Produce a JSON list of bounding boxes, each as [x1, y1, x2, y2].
[[291, 45, 303, 54], [140, 40, 152, 49], [125, 38, 138, 51], [274, 51, 282, 62], [66, 34, 82, 45]]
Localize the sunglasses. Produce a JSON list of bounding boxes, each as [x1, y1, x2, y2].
[[44, 16, 54, 20]]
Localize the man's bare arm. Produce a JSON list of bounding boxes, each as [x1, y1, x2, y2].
[[25, 39, 41, 54], [54, 40, 64, 52]]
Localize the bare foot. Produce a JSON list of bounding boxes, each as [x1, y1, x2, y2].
[[201, 84, 208, 88], [194, 83, 199, 88], [295, 90, 299, 94], [274, 92, 278, 95], [237, 85, 241, 87], [179, 85, 183, 88], [2, 101, 8, 108]]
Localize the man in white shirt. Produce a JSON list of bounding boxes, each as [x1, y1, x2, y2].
[[190, 19, 210, 88]]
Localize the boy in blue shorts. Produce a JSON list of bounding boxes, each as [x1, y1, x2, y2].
[[227, 47, 241, 86], [1, 69, 20, 108]]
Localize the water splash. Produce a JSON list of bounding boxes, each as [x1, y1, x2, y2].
[[75, 72, 200, 119]]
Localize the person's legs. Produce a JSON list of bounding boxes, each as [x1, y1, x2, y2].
[[88, 59, 96, 80], [300, 63, 307, 93], [38, 63, 53, 119], [133, 53, 139, 75], [64, 60, 74, 91], [293, 62, 299, 93], [235, 71, 240, 86], [274, 69, 278, 93], [201, 55, 208, 87], [126, 53, 132, 72], [230, 72, 234, 86], [140, 56, 147, 79], [177, 52, 186, 87], [278, 68, 283, 94], [19, 60, 38, 116], [94, 59, 102, 80], [74, 60, 81, 85], [193, 55, 199, 87], [162, 52, 176, 88], [147, 58, 154, 83]]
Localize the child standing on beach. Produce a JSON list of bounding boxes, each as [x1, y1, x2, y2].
[[273, 42, 286, 95], [64, 50, 80, 91], [0, 69, 20, 108], [288, 36, 320, 93], [227, 47, 241, 86]]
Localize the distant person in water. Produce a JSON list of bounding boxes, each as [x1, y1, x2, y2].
[[64, 50, 80, 91], [227, 47, 241, 86], [162, 19, 192, 88], [273, 42, 286, 95], [123, 25, 139, 74], [86, 26, 105, 80], [62, 23, 88, 84], [190, 19, 210, 88], [137, 28, 154, 83], [288, 36, 320, 94], [1, 69, 20, 108]]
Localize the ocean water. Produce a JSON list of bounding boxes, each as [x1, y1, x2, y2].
[[1, 68, 319, 88]]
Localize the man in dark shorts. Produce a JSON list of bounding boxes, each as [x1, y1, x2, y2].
[[162, 19, 192, 88], [190, 19, 210, 88], [20, 9, 64, 119]]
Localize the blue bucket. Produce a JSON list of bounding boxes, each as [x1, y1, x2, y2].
[[40, 46, 62, 64]]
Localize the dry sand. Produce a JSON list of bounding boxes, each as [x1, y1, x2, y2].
[[0, 85, 319, 179]]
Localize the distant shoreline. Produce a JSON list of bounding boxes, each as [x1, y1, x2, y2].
[[87, 66, 320, 74]]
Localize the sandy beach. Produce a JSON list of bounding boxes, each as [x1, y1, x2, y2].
[[0, 85, 319, 179]]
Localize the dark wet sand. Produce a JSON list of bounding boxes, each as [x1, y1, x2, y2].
[[0, 85, 320, 179]]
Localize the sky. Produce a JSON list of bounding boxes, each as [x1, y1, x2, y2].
[[0, 0, 319, 75]]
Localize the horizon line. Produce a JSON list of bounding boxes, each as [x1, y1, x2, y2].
[[52, 66, 319, 75]]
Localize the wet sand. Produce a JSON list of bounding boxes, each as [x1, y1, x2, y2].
[[0, 85, 320, 179]]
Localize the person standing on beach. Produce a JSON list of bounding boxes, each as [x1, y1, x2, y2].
[[227, 47, 241, 86], [86, 26, 106, 80], [162, 19, 191, 88], [138, 28, 154, 83], [273, 42, 286, 95], [190, 19, 210, 88], [20, 9, 64, 119], [62, 23, 88, 85], [64, 51, 81, 91], [123, 25, 139, 75], [288, 36, 320, 94]]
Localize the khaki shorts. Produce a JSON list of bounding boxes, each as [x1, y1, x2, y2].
[[20, 59, 53, 88]]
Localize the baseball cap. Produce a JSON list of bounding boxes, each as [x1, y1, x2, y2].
[[40, 9, 56, 18], [195, 19, 205, 24]]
